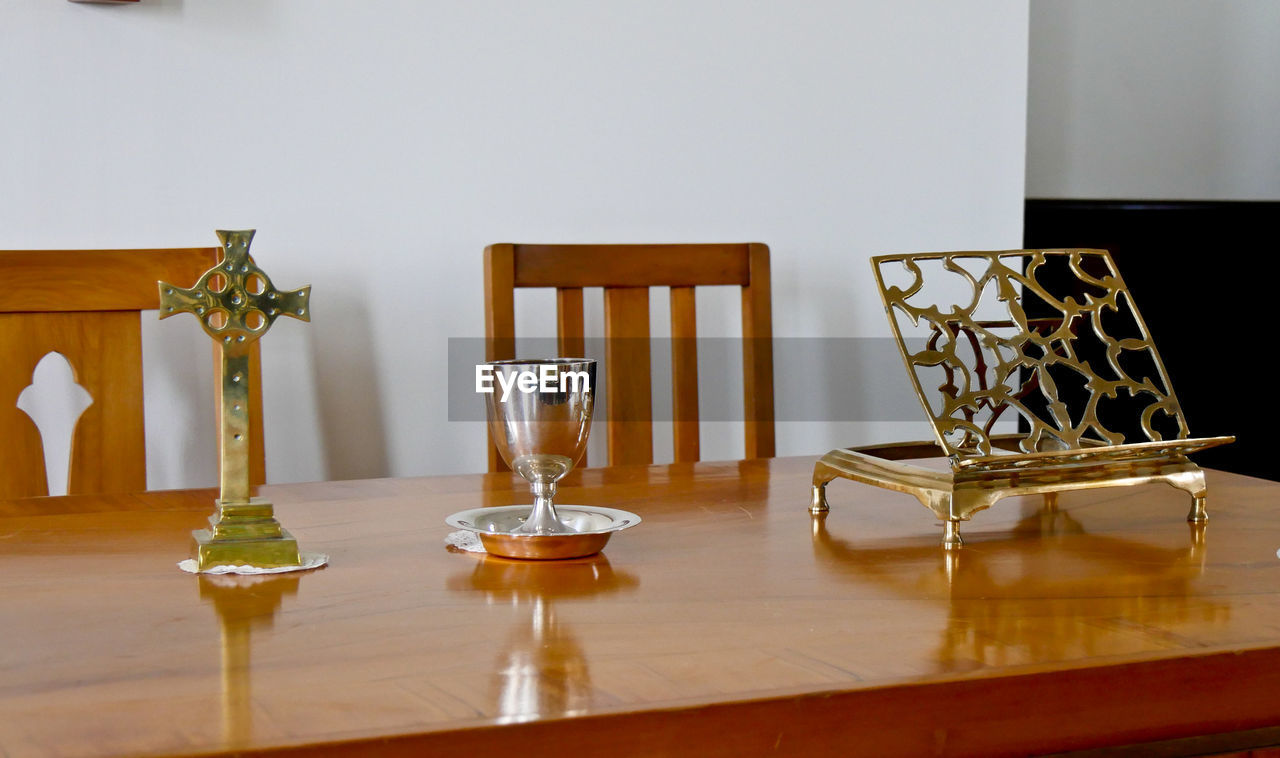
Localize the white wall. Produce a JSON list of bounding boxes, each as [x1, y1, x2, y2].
[[2, 0, 1029, 487], [1027, 0, 1280, 199]]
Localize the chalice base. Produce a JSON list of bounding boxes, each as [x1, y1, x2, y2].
[[446, 504, 641, 561]]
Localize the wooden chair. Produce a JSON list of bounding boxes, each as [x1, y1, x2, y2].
[[0, 247, 265, 499], [484, 243, 775, 470]]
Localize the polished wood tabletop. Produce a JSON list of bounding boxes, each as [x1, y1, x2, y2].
[[4, 456, 1280, 757]]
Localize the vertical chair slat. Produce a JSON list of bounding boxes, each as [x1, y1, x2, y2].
[[483, 244, 517, 472], [246, 343, 266, 486], [742, 243, 776, 458], [670, 286, 700, 463], [68, 312, 146, 495], [0, 315, 50, 497], [604, 287, 652, 466], [557, 286, 586, 466], [557, 287, 585, 358]]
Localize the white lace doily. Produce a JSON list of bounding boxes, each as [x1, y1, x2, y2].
[[178, 551, 329, 575], [445, 530, 486, 553]]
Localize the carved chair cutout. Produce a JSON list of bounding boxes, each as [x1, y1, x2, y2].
[[15, 352, 93, 496]]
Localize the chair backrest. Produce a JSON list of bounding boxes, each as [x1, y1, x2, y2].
[[484, 242, 775, 470], [0, 247, 265, 498]]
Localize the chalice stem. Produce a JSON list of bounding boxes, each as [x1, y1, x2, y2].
[[522, 479, 572, 534]]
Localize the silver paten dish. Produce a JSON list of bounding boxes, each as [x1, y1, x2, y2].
[[446, 505, 641, 560]]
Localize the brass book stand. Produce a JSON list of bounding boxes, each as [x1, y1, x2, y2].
[[811, 250, 1233, 549]]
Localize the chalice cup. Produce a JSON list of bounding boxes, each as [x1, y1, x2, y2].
[[484, 359, 596, 535]]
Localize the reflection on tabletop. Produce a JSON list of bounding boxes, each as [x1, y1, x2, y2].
[[446, 553, 639, 724], [198, 573, 303, 747], [811, 499, 1225, 671]]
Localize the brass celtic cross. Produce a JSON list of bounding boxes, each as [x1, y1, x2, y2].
[[159, 229, 311, 569]]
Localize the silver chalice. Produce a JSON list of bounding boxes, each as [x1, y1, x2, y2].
[[447, 358, 640, 560]]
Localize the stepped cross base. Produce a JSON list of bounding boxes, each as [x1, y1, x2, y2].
[[192, 497, 301, 570]]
